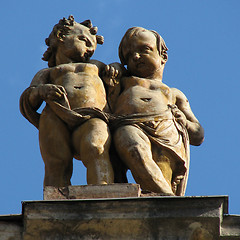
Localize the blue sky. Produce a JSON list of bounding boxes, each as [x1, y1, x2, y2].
[[1, 0, 240, 215]]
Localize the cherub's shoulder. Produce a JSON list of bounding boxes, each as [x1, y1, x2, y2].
[[171, 87, 189, 105], [171, 87, 186, 97], [30, 68, 51, 86], [35, 68, 51, 74]]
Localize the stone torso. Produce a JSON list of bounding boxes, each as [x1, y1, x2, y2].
[[50, 63, 107, 110], [114, 76, 173, 115]]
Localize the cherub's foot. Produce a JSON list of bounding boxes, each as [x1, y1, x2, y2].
[[140, 190, 175, 197], [171, 175, 184, 194]]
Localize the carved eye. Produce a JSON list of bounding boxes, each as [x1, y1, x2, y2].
[[78, 36, 87, 42], [78, 36, 91, 47], [142, 45, 152, 52]]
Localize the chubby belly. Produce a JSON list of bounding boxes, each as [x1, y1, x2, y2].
[[114, 86, 170, 115], [53, 72, 107, 110]]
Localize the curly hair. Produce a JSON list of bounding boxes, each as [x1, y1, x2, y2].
[[42, 15, 104, 67], [119, 27, 168, 66]]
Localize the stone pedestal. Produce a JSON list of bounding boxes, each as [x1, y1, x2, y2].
[[21, 195, 237, 240], [0, 185, 240, 239], [0, 215, 22, 240]]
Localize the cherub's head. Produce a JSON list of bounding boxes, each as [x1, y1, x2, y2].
[[119, 27, 168, 78], [42, 15, 104, 67]]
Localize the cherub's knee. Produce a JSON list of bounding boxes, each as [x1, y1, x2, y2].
[[80, 138, 107, 159], [88, 142, 105, 156], [114, 125, 150, 151]]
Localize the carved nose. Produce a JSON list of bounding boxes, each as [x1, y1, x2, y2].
[[133, 52, 140, 60]]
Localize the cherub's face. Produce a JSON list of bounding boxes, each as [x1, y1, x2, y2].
[[59, 23, 97, 62], [122, 30, 162, 78]]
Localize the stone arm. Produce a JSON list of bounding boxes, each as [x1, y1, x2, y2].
[[20, 68, 68, 129], [171, 88, 204, 146], [28, 68, 67, 108], [90, 59, 125, 86], [27, 68, 50, 110], [90, 60, 125, 112]]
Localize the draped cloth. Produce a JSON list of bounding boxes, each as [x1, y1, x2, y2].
[[20, 87, 189, 196], [19, 87, 110, 130]]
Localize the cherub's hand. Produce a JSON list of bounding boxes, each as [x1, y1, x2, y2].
[[102, 63, 123, 86], [171, 106, 187, 127], [38, 84, 67, 102]]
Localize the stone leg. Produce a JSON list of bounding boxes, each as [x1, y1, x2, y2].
[[72, 118, 114, 185], [39, 106, 73, 187], [114, 125, 174, 195]]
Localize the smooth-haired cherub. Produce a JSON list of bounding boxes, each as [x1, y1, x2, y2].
[[108, 27, 204, 195], [20, 16, 117, 187]]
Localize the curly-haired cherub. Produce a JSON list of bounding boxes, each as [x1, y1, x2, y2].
[[20, 16, 116, 187]]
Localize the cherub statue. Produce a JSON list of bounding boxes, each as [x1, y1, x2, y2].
[[109, 27, 204, 196], [20, 16, 115, 187]]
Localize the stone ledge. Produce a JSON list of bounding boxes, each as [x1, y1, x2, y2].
[[1, 195, 239, 240], [26, 195, 229, 220], [22, 195, 229, 240], [221, 214, 240, 239], [0, 214, 22, 240], [43, 183, 141, 200]]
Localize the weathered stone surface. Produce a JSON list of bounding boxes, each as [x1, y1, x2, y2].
[[220, 215, 240, 239], [22, 196, 230, 240], [111, 27, 204, 196], [20, 16, 116, 188], [1, 195, 240, 239], [43, 184, 141, 200], [19, 18, 204, 196], [0, 214, 22, 240]]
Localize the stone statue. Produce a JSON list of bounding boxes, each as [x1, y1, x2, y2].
[[20, 18, 204, 196], [109, 27, 204, 196], [20, 16, 117, 187]]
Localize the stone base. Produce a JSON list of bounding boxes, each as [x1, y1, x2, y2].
[[43, 184, 141, 200], [22, 195, 239, 240], [0, 215, 22, 240], [0, 184, 240, 239]]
